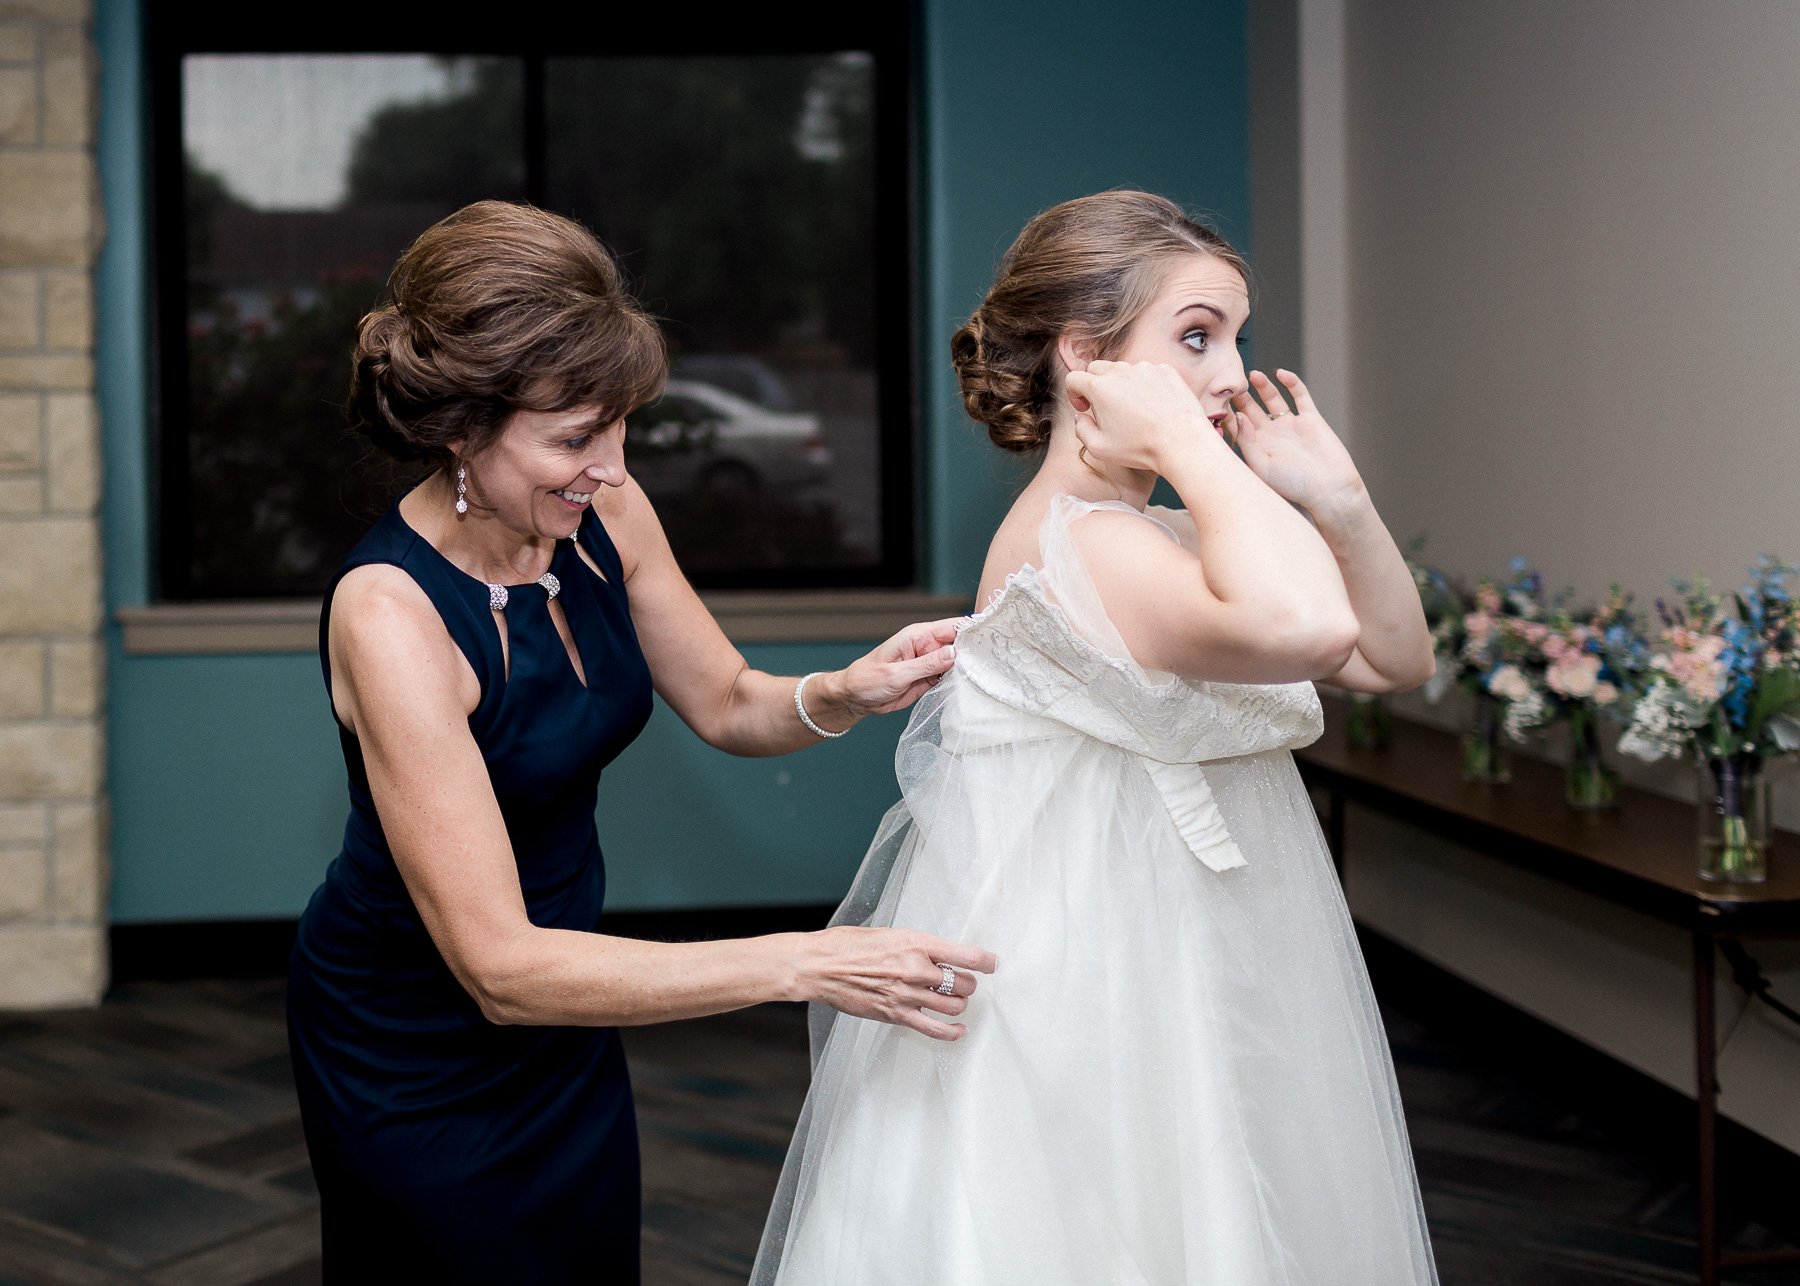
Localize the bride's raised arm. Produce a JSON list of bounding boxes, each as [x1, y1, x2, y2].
[[1063, 358, 1361, 684], [1231, 368, 1435, 694]]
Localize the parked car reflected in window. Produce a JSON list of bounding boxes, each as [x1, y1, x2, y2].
[[628, 379, 832, 504]]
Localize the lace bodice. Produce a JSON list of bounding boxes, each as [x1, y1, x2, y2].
[[955, 533, 1323, 768], [948, 497, 1323, 876]]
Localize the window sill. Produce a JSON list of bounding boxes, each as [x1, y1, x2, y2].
[[115, 588, 973, 656]]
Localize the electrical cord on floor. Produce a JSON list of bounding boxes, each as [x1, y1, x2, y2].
[[1719, 938, 1800, 1032]]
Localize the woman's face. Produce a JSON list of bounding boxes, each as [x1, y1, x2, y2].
[[1104, 254, 1250, 436], [465, 404, 628, 541]]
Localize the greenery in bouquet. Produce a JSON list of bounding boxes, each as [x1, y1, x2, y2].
[[1617, 556, 1800, 765]]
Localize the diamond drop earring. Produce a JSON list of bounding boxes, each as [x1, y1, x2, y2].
[[455, 465, 468, 515]]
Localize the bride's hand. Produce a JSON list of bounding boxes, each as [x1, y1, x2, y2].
[[814, 620, 961, 730], [1231, 370, 1366, 521], [791, 926, 997, 1041], [1063, 360, 1220, 474]]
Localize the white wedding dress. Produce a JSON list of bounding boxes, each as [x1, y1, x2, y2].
[[751, 496, 1439, 1286]]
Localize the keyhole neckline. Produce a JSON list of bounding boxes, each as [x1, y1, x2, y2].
[[488, 572, 562, 611]]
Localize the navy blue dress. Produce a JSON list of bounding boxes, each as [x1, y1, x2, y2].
[[289, 499, 654, 1283]]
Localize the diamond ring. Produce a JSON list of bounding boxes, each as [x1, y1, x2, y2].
[[935, 964, 957, 996]]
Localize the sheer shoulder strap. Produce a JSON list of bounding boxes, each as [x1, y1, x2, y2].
[[1145, 503, 1200, 554], [1037, 494, 1181, 682]]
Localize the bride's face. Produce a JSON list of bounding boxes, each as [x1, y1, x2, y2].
[[1108, 254, 1250, 435]]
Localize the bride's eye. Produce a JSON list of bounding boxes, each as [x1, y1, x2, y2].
[[1181, 328, 1209, 353]]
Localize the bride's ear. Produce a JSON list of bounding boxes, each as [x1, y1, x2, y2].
[[1056, 329, 1096, 378]]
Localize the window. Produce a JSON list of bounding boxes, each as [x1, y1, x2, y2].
[[151, 9, 915, 599]]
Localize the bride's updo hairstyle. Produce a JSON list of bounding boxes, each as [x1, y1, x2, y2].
[[349, 201, 665, 468], [951, 190, 1250, 453]]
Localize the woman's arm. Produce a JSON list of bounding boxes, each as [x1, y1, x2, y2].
[[597, 478, 957, 754], [1062, 360, 1361, 683], [1233, 370, 1435, 693], [328, 564, 994, 1036]]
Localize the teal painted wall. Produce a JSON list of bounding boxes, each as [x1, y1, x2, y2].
[[106, 647, 913, 921], [95, 0, 1250, 922]]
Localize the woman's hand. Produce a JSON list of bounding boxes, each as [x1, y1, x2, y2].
[[1234, 369, 1434, 693], [801, 619, 961, 734], [1232, 370, 1366, 521], [789, 926, 998, 1041], [1064, 360, 1222, 475]]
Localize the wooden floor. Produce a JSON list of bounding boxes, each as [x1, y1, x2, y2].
[[0, 980, 1792, 1285]]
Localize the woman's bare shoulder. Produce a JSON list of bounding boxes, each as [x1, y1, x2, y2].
[[332, 562, 439, 636], [329, 564, 476, 720], [1065, 505, 1195, 571]]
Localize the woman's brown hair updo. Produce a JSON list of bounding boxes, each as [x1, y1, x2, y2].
[[348, 201, 666, 468], [950, 190, 1251, 452]]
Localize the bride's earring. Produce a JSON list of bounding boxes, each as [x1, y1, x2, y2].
[[455, 465, 468, 515]]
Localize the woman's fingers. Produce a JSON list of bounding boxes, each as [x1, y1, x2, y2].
[[896, 1009, 966, 1041], [884, 618, 959, 660], [930, 967, 976, 998], [917, 937, 997, 974], [913, 647, 956, 680], [1275, 368, 1318, 417], [808, 928, 994, 1041], [1063, 368, 1095, 411], [916, 988, 969, 1017], [1232, 388, 1269, 428], [1248, 369, 1292, 417], [913, 618, 963, 649]]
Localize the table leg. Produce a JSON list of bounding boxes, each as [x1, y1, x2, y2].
[[1695, 929, 1718, 1286], [1327, 788, 1346, 879]]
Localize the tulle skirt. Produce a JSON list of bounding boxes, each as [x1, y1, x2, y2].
[[751, 675, 1438, 1285]]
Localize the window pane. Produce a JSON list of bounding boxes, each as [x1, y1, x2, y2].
[[180, 55, 525, 597], [545, 54, 882, 579]]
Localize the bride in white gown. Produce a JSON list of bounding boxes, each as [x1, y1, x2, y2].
[[752, 191, 1441, 1285]]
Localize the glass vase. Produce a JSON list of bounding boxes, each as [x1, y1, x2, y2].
[[1461, 693, 1512, 784], [1696, 754, 1770, 884], [1346, 693, 1392, 750], [1564, 704, 1618, 810]]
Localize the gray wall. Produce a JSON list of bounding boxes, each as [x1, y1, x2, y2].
[[1346, 0, 1800, 609], [1315, 0, 1800, 1154]]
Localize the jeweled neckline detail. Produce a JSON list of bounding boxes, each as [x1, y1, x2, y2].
[[487, 572, 561, 611]]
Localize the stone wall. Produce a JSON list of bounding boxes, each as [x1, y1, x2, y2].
[[0, 0, 106, 1006]]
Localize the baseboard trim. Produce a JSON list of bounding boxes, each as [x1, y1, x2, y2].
[[1357, 922, 1800, 1247], [107, 905, 841, 983], [111, 918, 300, 982]]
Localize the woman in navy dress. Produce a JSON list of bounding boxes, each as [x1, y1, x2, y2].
[[287, 202, 995, 1284]]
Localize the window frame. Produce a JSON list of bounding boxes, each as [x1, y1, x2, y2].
[[146, 3, 921, 600]]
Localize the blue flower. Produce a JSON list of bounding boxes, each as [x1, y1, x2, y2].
[[1719, 617, 1762, 728]]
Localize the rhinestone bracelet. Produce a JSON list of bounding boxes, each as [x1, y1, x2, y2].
[[794, 672, 848, 739]]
